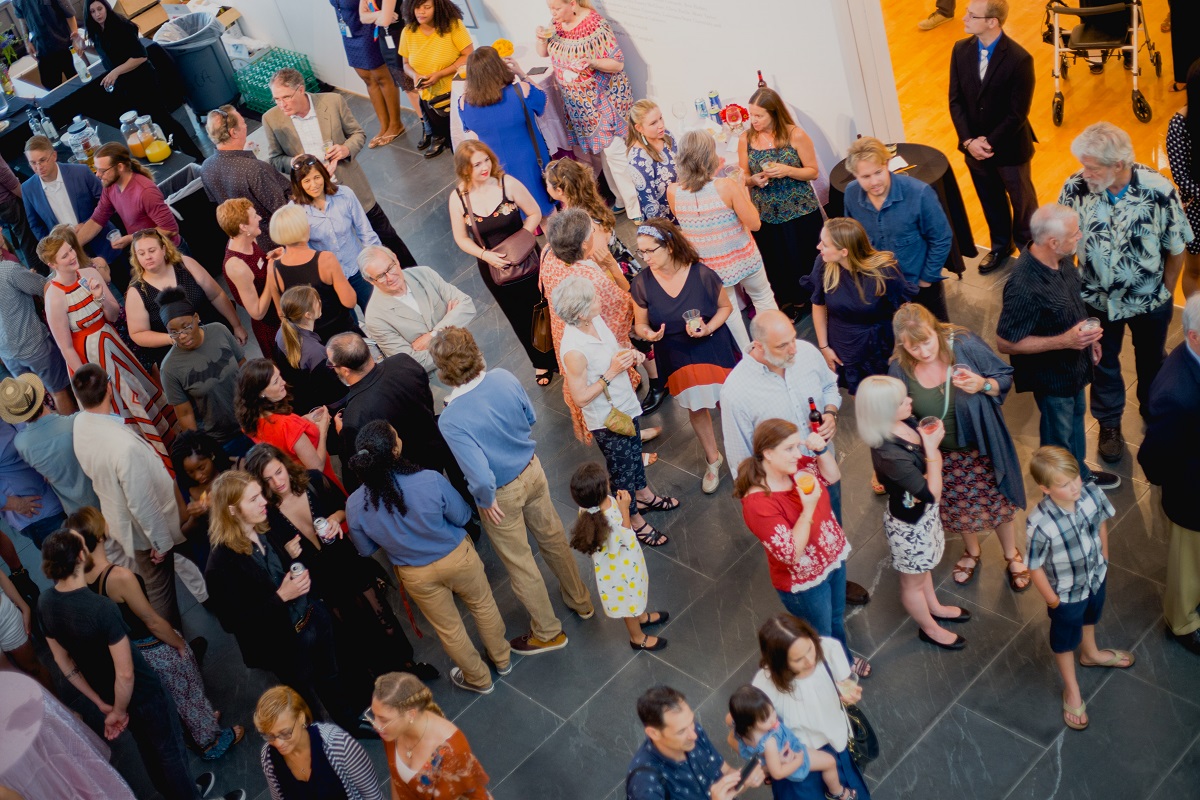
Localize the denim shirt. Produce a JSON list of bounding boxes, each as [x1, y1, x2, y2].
[[301, 189, 380, 278], [843, 173, 953, 285]]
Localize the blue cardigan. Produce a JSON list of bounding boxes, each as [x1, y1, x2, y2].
[[889, 330, 1025, 508]]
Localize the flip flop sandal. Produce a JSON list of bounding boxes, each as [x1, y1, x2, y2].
[[640, 426, 661, 443], [636, 493, 679, 512], [642, 453, 658, 467], [952, 551, 981, 585], [375, 132, 400, 146], [1079, 649, 1136, 669], [367, 136, 384, 148], [1063, 698, 1088, 730], [1004, 551, 1032, 593], [633, 521, 668, 547]]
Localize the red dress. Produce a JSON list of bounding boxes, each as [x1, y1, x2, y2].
[[223, 243, 280, 355], [251, 412, 343, 492], [739, 458, 849, 593]]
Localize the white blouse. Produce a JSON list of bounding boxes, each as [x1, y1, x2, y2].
[[559, 316, 642, 432], [751, 636, 851, 752]]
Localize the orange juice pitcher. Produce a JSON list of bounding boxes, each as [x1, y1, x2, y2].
[[135, 115, 172, 163], [120, 111, 146, 158]]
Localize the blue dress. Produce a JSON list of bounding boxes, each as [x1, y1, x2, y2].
[[627, 134, 678, 222], [331, 0, 384, 70], [461, 84, 555, 216]]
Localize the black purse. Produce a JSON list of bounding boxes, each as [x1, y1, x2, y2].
[[822, 657, 879, 769]]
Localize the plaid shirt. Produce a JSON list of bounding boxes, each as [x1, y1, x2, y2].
[[1026, 482, 1114, 603]]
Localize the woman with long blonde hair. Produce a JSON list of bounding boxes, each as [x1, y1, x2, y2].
[[205, 471, 362, 732], [369, 671, 492, 799], [625, 99, 677, 222], [811, 218, 916, 395], [273, 286, 346, 414]]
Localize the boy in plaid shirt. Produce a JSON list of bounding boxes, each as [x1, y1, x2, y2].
[[1027, 446, 1134, 732]]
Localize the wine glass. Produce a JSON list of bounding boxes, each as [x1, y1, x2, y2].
[[671, 101, 687, 127], [322, 140, 339, 184], [725, 106, 743, 130]]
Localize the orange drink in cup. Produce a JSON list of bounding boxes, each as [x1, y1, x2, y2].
[[795, 472, 816, 495]]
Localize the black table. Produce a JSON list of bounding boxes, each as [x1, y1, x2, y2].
[[826, 142, 978, 277]]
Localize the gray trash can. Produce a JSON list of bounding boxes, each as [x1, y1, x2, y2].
[[154, 13, 238, 115]]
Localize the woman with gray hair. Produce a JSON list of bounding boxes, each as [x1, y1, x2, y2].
[[554, 275, 678, 546], [667, 129, 776, 350], [542, 209, 658, 442], [857, 374, 969, 651]]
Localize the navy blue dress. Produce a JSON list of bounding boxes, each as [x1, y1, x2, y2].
[[461, 83, 555, 216], [332, 0, 384, 70]]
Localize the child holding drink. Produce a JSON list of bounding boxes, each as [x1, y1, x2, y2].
[[734, 418, 869, 678], [1026, 446, 1133, 731], [569, 462, 670, 651]]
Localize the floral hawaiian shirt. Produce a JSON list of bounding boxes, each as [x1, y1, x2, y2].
[[1058, 164, 1193, 322]]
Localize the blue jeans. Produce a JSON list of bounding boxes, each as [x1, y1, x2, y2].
[[346, 270, 374, 313], [128, 686, 202, 799], [777, 561, 851, 663], [1034, 389, 1093, 481], [827, 480, 843, 526], [784, 745, 871, 800], [19, 512, 66, 549], [1087, 300, 1172, 427]]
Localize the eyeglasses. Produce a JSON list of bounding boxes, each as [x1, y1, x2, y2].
[[963, 11, 995, 20], [635, 245, 663, 257], [361, 707, 392, 730], [366, 261, 400, 283], [167, 322, 197, 339], [95, 164, 116, 177], [260, 719, 299, 743], [272, 86, 304, 105]]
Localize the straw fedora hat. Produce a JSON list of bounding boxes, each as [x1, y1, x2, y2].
[[0, 373, 47, 424]]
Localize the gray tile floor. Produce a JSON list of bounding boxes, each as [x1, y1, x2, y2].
[[9, 93, 1200, 800]]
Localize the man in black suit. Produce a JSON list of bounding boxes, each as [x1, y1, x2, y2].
[[1138, 294, 1200, 656], [327, 333, 474, 512], [948, 0, 1038, 274]]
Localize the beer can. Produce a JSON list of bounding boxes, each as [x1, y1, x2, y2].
[[289, 562, 307, 577], [707, 91, 721, 113], [694, 98, 708, 120], [314, 517, 336, 544]]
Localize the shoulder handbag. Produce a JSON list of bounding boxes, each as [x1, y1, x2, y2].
[[531, 273, 553, 353], [601, 383, 636, 437], [821, 655, 879, 769], [514, 83, 545, 173], [458, 188, 539, 286]]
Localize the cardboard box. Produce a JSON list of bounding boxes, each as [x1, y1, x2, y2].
[[116, 0, 158, 17], [131, 3, 169, 35]]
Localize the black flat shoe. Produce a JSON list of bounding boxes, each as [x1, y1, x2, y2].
[[639, 611, 670, 627], [845, 580, 870, 606], [630, 635, 668, 651], [423, 138, 447, 158], [403, 661, 441, 681], [978, 248, 1014, 275], [932, 608, 972, 623], [640, 386, 667, 414], [918, 629, 967, 650]]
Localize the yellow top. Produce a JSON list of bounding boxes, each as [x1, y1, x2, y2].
[[398, 20, 473, 103]]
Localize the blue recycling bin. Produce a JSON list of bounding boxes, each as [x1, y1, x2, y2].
[[155, 13, 237, 115]]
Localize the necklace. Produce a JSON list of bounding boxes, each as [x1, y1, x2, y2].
[[405, 716, 430, 759]]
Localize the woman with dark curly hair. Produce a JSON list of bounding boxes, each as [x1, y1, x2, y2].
[[398, 0, 475, 158], [235, 358, 340, 490], [346, 421, 510, 695], [171, 429, 235, 573], [244, 443, 435, 683]]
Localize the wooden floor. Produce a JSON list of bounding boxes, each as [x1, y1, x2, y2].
[[880, 0, 1184, 272]]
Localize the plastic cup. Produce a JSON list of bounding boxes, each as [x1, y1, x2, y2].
[[1081, 317, 1102, 331], [795, 472, 816, 495], [952, 363, 971, 379], [919, 416, 941, 435], [682, 309, 704, 335]]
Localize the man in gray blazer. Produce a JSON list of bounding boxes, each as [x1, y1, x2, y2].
[[360, 246, 477, 373], [263, 68, 414, 265]]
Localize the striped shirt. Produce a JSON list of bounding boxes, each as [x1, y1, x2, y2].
[[673, 181, 763, 287], [0, 260, 50, 360], [1026, 481, 1114, 603], [259, 722, 384, 800]]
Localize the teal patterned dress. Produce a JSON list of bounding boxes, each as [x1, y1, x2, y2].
[[747, 142, 823, 309]]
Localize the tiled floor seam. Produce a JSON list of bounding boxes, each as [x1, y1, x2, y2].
[[1142, 728, 1200, 799], [647, 651, 715, 693]]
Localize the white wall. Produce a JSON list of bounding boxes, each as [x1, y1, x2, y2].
[[225, 0, 360, 91]]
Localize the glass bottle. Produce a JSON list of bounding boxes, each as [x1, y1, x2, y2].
[[120, 111, 145, 158]]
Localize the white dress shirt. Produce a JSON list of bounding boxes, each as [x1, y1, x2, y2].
[[41, 170, 78, 226], [291, 95, 328, 162]]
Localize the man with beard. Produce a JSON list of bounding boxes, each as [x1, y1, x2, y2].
[[74, 142, 182, 252], [1057, 123, 1193, 465], [720, 310, 869, 606]]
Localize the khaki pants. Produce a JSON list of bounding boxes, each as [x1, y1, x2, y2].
[[482, 456, 593, 641], [395, 538, 510, 688], [133, 547, 180, 630], [1165, 520, 1200, 636]]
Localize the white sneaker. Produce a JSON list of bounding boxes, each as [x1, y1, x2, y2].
[[917, 11, 952, 30], [702, 454, 723, 494]]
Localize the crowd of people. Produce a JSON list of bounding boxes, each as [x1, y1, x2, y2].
[[0, 0, 1197, 798]]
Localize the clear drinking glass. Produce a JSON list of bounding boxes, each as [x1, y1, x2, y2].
[[919, 416, 941, 435]]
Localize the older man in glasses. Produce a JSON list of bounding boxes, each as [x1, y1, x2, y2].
[[360, 245, 476, 373]]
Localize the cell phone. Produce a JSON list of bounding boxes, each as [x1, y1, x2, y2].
[[734, 755, 759, 791], [526, 66, 548, 76]]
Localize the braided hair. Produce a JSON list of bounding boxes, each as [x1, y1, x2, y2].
[[374, 672, 445, 719], [347, 421, 422, 515]]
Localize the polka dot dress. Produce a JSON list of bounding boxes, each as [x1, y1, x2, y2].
[[1166, 113, 1200, 256], [591, 500, 649, 619]]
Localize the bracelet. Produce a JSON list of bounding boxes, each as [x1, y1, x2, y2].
[[818, 344, 830, 350], [600, 376, 610, 386], [812, 446, 828, 456], [65, 667, 80, 680], [825, 409, 838, 419]]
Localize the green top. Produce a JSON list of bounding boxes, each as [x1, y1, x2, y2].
[[905, 370, 969, 452]]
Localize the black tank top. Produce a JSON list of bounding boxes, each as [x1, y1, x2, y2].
[[88, 565, 155, 641], [273, 250, 360, 343], [131, 262, 222, 365]]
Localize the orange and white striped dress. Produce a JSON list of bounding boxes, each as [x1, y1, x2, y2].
[[49, 278, 176, 472]]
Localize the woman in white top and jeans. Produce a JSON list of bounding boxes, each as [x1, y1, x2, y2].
[[668, 130, 777, 351], [750, 613, 871, 800], [554, 275, 679, 548]]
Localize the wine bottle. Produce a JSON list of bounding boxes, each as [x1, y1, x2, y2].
[[757, 70, 766, 88], [808, 397, 823, 427]]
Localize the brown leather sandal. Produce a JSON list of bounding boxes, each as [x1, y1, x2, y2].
[[1004, 551, 1032, 593], [952, 550, 981, 585]]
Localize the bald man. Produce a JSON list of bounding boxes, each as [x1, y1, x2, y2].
[[720, 310, 868, 605]]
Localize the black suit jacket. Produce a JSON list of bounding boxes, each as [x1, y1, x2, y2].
[[948, 33, 1037, 166], [340, 354, 455, 491], [1138, 343, 1200, 531], [205, 542, 299, 671]]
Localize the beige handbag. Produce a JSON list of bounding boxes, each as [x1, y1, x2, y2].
[[601, 384, 636, 437]]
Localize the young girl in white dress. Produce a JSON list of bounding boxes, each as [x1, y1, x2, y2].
[[569, 462, 670, 651]]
